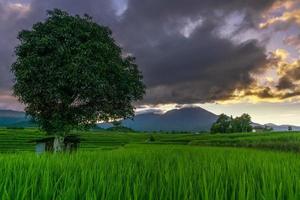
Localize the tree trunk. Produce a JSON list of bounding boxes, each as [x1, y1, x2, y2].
[[53, 135, 64, 152]]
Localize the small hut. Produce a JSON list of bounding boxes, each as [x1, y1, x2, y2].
[[32, 135, 80, 153]]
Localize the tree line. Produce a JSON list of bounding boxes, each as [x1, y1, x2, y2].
[[210, 113, 252, 134]]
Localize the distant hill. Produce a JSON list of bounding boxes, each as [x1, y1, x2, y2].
[[264, 123, 300, 131], [1, 108, 300, 132], [0, 110, 33, 127], [100, 107, 218, 132]]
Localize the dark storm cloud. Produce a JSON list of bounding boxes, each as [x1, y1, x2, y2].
[[0, 2, 31, 94], [29, 0, 115, 23], [115, 0, 275, 104], [275, 61, 300, 95], [0, 0, 283, 109], [135, 34, 268, 104], [277, 77, 296, 90], [0, 0, 117, 109]]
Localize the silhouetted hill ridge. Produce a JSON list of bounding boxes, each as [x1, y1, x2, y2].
[[103, 107, 218, 132]]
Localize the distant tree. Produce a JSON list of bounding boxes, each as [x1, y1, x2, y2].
[[211, 113, 252, 134], [11, 9, 145, 151], [235, 113, 252, 133], [210, 114, 232, 134], [288, 126, 292, 131], [231, 116, 240, 133], [210, 123, 220, 134]]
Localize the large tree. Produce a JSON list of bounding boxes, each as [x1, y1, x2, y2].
[[11, 9, 145, 142]]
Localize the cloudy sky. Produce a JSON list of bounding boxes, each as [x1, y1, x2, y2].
[[1, 0, 300, 125]]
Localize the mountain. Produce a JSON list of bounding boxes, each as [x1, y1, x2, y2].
[[264, 123, 300, 131], [101, 107, 218, 132], [0, 110, 32, 127], [1, 108, 299, 132]]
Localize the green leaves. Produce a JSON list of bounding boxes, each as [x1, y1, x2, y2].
[[11, 9, 145, 135], [211, 113, 253, 134]]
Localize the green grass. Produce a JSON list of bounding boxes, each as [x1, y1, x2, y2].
[[3, 129, 300, 199], [1, 128, 300, 152], [1, 145, 300, 199]]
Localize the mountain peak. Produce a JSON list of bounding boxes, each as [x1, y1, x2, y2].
[[116, 107, 218, 132]]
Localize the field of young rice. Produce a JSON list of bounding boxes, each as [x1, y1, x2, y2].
[[1, 145, 300, 200], [3, 128, 300, 153]]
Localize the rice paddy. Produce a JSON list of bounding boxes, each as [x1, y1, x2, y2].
[[2, 129, 300, 199]]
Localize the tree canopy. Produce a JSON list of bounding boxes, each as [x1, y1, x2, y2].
[[11, 9, 145, 135], [211, 113, 252, 134]]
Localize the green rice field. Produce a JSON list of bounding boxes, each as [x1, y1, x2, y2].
[[2, 129, 300, 199], [1, 128, 300, 152]]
